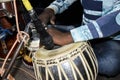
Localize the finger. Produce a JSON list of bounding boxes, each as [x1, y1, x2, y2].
[[42, 22, 47, 27], [39, 15, 48, 26], [50, 16, 55, 25]]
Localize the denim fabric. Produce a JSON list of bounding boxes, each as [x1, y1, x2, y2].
[[91, 39, 120, 77]]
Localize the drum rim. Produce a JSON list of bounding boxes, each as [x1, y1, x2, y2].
[[34, 42, 88, 59]]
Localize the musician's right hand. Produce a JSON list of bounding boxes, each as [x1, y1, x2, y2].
[[39, 8, 56, 26], [47, 27, 74, 46]]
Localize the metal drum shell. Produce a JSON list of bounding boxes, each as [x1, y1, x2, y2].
[[32, 42, 98, 80]]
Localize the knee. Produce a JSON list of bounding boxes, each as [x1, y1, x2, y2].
[[98, 60, 120, 77], [97, 53, 120, 77], [92, 40, 120, 77]]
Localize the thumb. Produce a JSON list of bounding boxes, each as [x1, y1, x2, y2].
[[50, 16, 55, 25]]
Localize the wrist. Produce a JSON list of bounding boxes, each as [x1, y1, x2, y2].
[[66, 32, 74, 44]]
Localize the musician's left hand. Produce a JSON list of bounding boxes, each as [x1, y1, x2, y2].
[[47, 27, 73, 46]]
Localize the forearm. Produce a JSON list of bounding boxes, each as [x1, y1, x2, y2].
[[70, 10, 120, 42]]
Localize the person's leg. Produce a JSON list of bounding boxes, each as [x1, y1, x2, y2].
[[91, 39, 120, 77]]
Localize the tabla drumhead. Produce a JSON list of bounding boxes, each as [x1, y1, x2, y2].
[[34, 42, 83, 59]]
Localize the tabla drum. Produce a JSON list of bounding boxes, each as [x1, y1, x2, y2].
[[32, 42, 98, 80], [0, 0, 14, 18]]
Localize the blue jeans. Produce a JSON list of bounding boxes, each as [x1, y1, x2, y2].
[[91, 39, 120, 77]]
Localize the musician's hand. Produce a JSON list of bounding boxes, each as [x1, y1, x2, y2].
[[47, 27, 74, 46], [39, 8, 55, 26]]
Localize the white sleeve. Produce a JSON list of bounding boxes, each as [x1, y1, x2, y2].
[[47, 0, 77, 14]]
